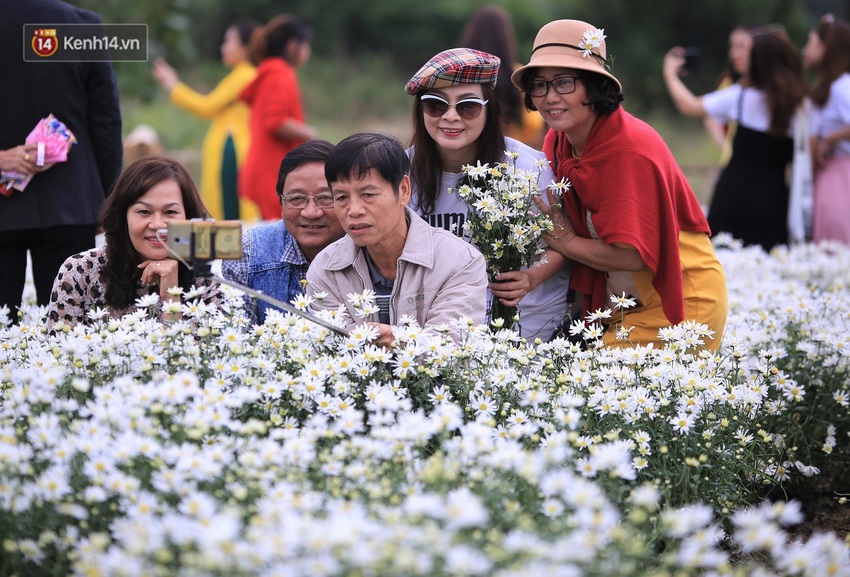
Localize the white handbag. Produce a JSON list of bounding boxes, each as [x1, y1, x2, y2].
[[788, 98, 814, 244]]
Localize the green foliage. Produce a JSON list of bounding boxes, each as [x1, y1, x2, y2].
[[299, 53, 414, 144], [69, 0, 198, 100], [70, 0, 824, 170], [68, 0, 821, 112], [565, 0, 810, 112]]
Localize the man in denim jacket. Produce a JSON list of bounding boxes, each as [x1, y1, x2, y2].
[[222, 140, 344, 324], [307, 133, 487, 346]]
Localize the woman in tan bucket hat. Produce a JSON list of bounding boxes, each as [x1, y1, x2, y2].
[[508, 19, 728, 351]]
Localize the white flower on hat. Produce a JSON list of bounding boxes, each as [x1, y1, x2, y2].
[[579, 28, 606, 58]]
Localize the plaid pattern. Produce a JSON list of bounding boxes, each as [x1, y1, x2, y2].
[[222, 228, 310, 284], [405, 48, 500, 95]]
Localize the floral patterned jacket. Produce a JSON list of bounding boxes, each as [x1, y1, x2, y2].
[[45, 247, 224, 328]]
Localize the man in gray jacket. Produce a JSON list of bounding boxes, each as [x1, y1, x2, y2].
[[307, 132, 486, 346]]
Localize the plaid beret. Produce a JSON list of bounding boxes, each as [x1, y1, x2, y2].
[[404, 48, 500, 95]]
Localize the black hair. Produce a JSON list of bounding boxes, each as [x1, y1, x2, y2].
[[249, 15, 313, 65], [229, 17, 261, 47], [325, 132, 409, 196], [276, 139, 335, 199], [520, 68, 623, 115], [459, 5, 523, 127], [748, 30, 806, 136], [810, 16, 850, 107]]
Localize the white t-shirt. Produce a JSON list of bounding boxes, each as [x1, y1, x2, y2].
[[702, 83, 787, 134], [812, 72, 850, 157], [408, 137, 570, 340]]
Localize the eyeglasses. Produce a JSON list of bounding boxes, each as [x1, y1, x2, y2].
[[527, 76, 578, 98], [282, 194, 334, 209], [420, 94, 489, 120]]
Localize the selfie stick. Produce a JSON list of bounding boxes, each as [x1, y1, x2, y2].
[[158, 226, 349, 337], [211, 274, 349, 337]]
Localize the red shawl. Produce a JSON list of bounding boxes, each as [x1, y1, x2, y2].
[[543, 108, 710, 325]]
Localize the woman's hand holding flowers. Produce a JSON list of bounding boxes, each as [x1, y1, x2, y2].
[[489, 270, 533, 307], [535, 188, 576, 250]]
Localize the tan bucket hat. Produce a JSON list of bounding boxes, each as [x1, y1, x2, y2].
[[511, 19, 622, 92]]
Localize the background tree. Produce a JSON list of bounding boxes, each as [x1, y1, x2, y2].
[[70, 0, 838, 112]]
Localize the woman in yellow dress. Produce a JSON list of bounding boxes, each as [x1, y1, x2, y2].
[[153, 18, 260, 221]]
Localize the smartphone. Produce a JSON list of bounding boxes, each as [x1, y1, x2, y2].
[[682, 47, 701, 72], [166, 220, 243, 261], [166, 221, 194, 260]]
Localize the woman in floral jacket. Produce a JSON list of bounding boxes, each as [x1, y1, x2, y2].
[[45, 156, 224, 328]]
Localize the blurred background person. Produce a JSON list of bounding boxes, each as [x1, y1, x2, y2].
[[664, 27, 807, 251], [0, 0, 122, 320], [123, 124, 163, 166], [404, 48, 570, 342], [239, 15, 319, 221], [802, 14, 850, 245], [702, 24, 758, 166], [459, 5, 546, 149], [153, 17, 261, 222], [46, 156, 224, 328]]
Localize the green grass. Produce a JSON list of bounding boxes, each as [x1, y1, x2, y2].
[[300, 53, 414, 144], [120, 55, 720, 207]]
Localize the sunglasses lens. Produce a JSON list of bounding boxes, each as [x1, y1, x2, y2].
[[456, 101, 483, 119], [422, 99, 449, 117]]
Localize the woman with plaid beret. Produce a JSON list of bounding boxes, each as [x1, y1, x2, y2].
[[405, 47, 571, 342]]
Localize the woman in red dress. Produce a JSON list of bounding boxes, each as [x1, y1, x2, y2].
[[239, 15, 318, 220]]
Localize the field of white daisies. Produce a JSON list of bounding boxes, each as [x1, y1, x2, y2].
[[2, 236, 850, 576]]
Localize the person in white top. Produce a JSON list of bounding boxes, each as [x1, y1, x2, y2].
[[404, 47, 570, 341], [663, 28, 807, 251], [802, 14, 850, 245]]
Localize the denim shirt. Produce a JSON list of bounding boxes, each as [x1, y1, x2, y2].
[[221, 221, 308, 324]]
